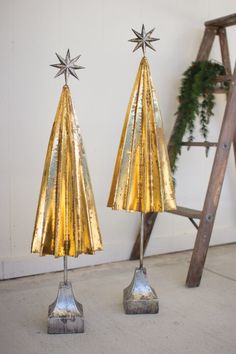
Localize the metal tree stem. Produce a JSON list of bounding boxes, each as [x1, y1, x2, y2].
[[123, 211, 159, 314], [63, 256, 68, 284], [48, 255, 84, 333], [140, 212, 144, 269]]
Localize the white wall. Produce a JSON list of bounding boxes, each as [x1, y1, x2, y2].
[[1, 0, 236, 279]]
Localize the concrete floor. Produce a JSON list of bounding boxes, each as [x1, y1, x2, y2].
[[0, 244, 236, 354]]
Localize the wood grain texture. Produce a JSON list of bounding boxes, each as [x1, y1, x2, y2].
[[196, 27, 216, 61], [186, 64, 236, 287], [205, 13, 236, 28], [130, 213, 157, 260], [219, 28, 232, 76], [168, 206, 202, 219]]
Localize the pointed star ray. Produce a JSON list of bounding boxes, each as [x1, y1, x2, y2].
[[129, 25, 159, 55], [51, 49, 85, 84]]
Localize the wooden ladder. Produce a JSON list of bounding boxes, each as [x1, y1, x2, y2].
[[130, 13, 236, 287]]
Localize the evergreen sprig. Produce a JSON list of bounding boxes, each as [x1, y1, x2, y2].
[[168, 61, 228, 173]]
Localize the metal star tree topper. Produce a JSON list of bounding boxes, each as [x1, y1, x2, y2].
[[108, 26, 176, 314], [51, 49, 85, 84], [129, 24, 159, 55], [32, 49, 103, 333]]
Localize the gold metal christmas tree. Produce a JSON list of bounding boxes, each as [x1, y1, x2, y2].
[[32, 49, 103, 333], [108, 26, 176, 314]]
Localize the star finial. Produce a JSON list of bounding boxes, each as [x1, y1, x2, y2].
[[129, 24, 159, 56], [51, 49, 85, 84]]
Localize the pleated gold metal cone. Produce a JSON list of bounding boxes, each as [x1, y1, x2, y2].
[[108, 57, 176, 212], [32, 85, 103, 257]]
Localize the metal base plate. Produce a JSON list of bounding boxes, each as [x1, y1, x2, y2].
[[123, 267, 159, 314], [48, 281, 84, 334]]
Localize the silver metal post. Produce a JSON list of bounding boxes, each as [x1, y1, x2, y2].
[[48, 253, 84, 334], [63, 256, 68, 284], [123, 210, 159, 314], [140, 212, 144, 269]]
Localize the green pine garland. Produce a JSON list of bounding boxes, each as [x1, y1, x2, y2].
[[168, 61, 229, 174]]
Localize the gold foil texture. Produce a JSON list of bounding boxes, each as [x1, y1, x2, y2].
[[31, 85, 103, 257], [108, 57, 176, 212]]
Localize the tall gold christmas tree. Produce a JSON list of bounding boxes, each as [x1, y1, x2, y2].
[[32, 50, 103, 333], [108, 26, 176, 314]]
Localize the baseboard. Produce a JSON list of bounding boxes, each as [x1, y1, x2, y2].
[[1, 225, 236, 279]]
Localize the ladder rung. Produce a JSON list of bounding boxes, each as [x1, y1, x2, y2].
[[205, 13, 236, 28], [213, 88, 227, 94], [181, 141, 218, 147], [215, 75, 232, 82], [168, 206, 202, 219]]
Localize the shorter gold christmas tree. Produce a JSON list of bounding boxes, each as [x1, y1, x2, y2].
[[108, 26, 176, 314], [108, 56, 176, 212], [32, 50, 102, 333]]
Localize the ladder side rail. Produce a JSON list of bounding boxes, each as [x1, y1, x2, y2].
[[130, 212, 157, 260], [219, 27, 232, 75], [196, 27, 216, 61], [186, 63, 236, 287]]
